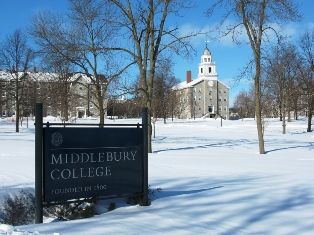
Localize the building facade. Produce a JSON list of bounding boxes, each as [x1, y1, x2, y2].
[[0, 71, 106, 119], [176, 47, 230, 119]]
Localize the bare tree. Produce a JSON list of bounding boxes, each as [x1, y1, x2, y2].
[[234, 89, 255, 118], [264, 43, 299, 133], [108, 0, 199, 152], [0, 30, 34, 132], [299, 30, 314, 132], [152, 58, 179, 123], [39, 52, 78, 121], [31, 0, 133, 125], [207, 0, 299, 154]]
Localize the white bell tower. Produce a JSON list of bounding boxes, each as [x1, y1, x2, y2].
[[198, 46, 218, 80]]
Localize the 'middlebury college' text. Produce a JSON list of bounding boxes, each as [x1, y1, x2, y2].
[[49, 150, 138, 180]]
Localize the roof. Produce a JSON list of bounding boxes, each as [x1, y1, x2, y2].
[[0, 70, 92, 83], [174, 77, 230, 90], [174, 77, 202, 89]]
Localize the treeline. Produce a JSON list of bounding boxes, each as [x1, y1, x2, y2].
[[233, 30, 314, 132]]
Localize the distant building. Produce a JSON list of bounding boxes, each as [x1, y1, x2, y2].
[[0, 71, 106, 119], [175, 47, 230, 119]]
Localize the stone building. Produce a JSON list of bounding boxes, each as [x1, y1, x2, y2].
[[176, 47, 229, 119]]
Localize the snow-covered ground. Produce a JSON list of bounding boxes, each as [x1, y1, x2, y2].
[[1, 117, 314, 234]]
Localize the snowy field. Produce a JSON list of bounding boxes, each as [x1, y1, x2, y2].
[[1, 117, 314, 234]]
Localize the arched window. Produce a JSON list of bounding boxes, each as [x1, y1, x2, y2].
[[208, 67, 211, 73]]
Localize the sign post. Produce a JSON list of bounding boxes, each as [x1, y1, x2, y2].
[[35, 103, 43, 223], [142, 107, 149, 206]]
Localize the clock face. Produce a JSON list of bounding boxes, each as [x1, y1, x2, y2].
[[208, 81, 214, 87]]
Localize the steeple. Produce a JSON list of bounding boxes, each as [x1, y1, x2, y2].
[[197, 46, 217, 80], [203, 46, 211, 56]]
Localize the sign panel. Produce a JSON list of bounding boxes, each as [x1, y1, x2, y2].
[[43, 127, 143, 202]]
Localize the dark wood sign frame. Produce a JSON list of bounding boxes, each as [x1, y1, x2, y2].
[[35, 103, 149, 223]]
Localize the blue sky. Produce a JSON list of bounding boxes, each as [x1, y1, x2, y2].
[[1, 0, 314, 105]]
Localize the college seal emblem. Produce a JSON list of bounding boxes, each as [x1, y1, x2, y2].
[[51, 132, 63, 147]]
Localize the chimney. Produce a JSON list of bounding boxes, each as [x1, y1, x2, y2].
[[186, 70, 192, 83]]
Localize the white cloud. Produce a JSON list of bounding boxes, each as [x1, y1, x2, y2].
[[178, 23, 211, 47], [179, 20, 314, 49], [179, 20, 248, 48]]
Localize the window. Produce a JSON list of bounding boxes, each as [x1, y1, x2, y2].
[[201, 68, 203, 73], [204, 58, 207, 62], [208, 67, 211, 73], [224, 98, 227, 101], [199, 97, 201, 100]]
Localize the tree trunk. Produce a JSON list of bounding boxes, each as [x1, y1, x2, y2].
[[99, 107, 105, 126], [255, 63, 265, 154], [279, 102, 282, 121], [294, 108, 298, 120], [147, 103, 152, 153], [64, 85, 69, 121], [15, 81, 20, 133], [96, 84, 105, 126], [307, 114, 312, 132], [307, 108, 312, 132], [282, 105, 286, 134]]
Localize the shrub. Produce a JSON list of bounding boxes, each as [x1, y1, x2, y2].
[[126, 186, 160, 206], [1, 190, 35, 225], [44, 201, 95, 220]]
